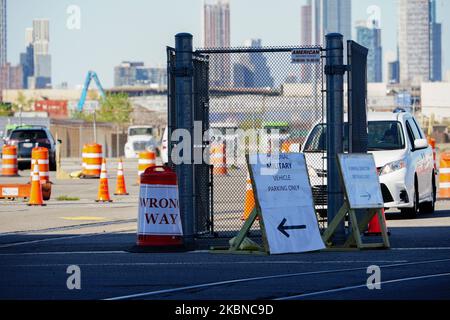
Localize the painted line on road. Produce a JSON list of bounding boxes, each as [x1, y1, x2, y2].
[[0, 229, 134, 248], [104, 258, 450, 300], [392, 247, 450, 251], [0, 219, 137, 237], [0, 260, 409, 267], [0, 251, 129, 256], [275, 272, 450, 300]]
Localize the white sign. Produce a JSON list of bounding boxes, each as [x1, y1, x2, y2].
[[249, 153, 325, 254], [1, 188, 19, 197], [291, 48, 321, 64], [338, 154, 384, 209], [138, 184, 183, 236]]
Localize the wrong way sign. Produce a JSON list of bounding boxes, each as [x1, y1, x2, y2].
[[249, 153, 325, 254]]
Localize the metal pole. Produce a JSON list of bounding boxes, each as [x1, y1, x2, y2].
[[325, 33, 346, 244], [175, 33, 195, 248], [93, 110, 97, 142]]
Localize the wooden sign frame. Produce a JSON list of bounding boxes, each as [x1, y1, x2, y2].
[[322, 154, 390, 250]]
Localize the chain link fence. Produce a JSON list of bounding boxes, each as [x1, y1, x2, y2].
[[196, 46, 326, 238]]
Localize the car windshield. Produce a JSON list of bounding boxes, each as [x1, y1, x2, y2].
[[303, 121, 406, 152], [130, 128, 153, 136], [10, 130, 47, 140]]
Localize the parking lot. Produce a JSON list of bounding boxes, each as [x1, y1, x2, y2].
[[0, 158, 449, 300]]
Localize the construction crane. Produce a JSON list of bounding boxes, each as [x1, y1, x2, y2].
[[77, 71, 107, 112]]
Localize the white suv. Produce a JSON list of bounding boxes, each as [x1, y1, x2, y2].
[[302, 111, 436, 219]]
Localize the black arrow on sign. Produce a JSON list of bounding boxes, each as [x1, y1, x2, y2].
[[361, 192, 372, 201], [277, 218, 307, 238]]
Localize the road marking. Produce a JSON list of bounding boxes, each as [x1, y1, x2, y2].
[[60, 216, 107, 221], [104, 258, 450, 300], [0, 229, 134, 248], [0, 219, 136, 237], [392, 247, 450, 251], [0, 251, 128, 256], [0, 260, 409, 267], [276, 272, 450, 300]]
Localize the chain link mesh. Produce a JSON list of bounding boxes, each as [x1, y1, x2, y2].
[[195, 46, 326, 238]]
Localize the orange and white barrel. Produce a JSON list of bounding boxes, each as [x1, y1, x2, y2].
[[428, 137, 437, 171], [281, 142, 301, 154], [82, 144, 103, 178], [138, 150, 156, 178], [1, 145, 18, 176], [242, 173, 256, 220], [438, 152, 450, 199], [211, 142, 227, 175], [31, 147, 49, 184]]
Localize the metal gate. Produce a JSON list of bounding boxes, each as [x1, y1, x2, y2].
[[167, 47, 213, 237], [168, 44, 326, 239]]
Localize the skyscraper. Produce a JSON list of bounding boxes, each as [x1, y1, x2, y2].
[[301, 0, 312, 45], [398, 0, 430, 85], [203, 0, 231, 87], [312, 0, 352, 46], [32, 19, 51, 88], [0, 0, 6, 67], [430, 0, 442, 81], [356, 20, 382, 83], [233, 39, 274, 89]]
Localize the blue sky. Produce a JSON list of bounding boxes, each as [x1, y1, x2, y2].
[[7, 0, 450, 88]]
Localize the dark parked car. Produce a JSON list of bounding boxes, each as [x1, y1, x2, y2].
[[4, 126, 59, 171]]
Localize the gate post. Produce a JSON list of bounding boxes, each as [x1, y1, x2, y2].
[[175, 33, 195, 248], [325, 33, 346, 244]]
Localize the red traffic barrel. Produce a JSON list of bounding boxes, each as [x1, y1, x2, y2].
[[137, 166, 184, 247]]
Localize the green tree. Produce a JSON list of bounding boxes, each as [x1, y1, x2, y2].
[[73, 93, 132, 129], [97, 93, 132, 127], [16, 91, 34, 112], [0, 103, 13, 116]]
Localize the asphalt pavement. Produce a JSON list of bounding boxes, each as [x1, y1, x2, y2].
[[0, 160, 449, 300]]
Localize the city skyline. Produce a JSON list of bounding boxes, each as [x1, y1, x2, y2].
[[5, 0, 450, 88], [0, 0, 6, 67]]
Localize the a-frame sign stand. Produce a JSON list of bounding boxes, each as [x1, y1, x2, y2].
[[210, 155, 270, 255], [322, 202, 390, 249], [322, 154, 390, 250]]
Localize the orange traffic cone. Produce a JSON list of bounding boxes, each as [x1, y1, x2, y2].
[[96, 159, 112, 203], [365, 209, 390, 236], [114, 159, 129, 196], [28, 159, 45, 206], [241, 174, 256, 221]]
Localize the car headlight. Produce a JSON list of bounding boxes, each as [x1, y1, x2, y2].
[[380, 159, 406, 176]]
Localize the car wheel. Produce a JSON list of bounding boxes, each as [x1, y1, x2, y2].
[[49, 154, 57, 171], [401, 179, 419, 219], [420, 175, 436, 214]]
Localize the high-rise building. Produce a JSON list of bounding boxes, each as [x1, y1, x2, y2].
[[20, 44, 34, 89], [233, 39, 274, 89], [25, 27, 33, 46], [32, 19, 51, 88], [398, 0, 430, 85], [311, 0, 352, 46], [388, 60, 400, 84], [114, 61, 167, 87], [203, 0, 231, 87], [0, 0, 6, 67], [356, 20, 382, 83], [301, 0, 312, 45], [32, 19, 49, 55], [0, 63, 23, 90], [430, 0, 442, 82]]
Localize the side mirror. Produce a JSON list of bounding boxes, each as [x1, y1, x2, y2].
[[414, 139, 428, 150]]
